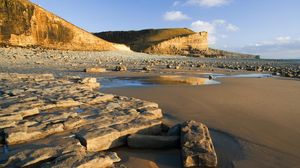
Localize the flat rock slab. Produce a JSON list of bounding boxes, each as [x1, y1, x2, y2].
[[181, 120, 218, 168], [128, 134, 180, 149], [0, 73, 164, 167], [41, 151, 120, 168]]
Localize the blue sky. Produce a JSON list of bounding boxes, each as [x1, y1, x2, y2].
[[31, 0, 300, 59]]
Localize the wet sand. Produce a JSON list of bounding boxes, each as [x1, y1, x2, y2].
[[103, 77, 300, 167]]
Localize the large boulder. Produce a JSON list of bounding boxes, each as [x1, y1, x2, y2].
[[127, 134, 180, 149], [76, 118, 162, 152], [181, 120, 217, 168]]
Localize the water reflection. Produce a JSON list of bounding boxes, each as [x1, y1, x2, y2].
[[99, 76, 220, 89]]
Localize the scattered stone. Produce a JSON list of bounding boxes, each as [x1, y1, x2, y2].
[[181, 120, 217, 168], [80, 77, 100, 89], [115, 65, 127, 71], [128, 134, 180, 149], [84, 67, 106, 73], [142, 66, 151, 71], [0, 73, 164, 153]]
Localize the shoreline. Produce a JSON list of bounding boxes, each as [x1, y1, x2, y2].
[[102, 76, 300, 167], [1, 47, 299, 167]]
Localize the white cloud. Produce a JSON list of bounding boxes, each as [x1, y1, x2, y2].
[[275, 36, 291, 44], [163, 11, 190, 21], [213, 19, 226, 25], [190, 19, 239, 44], [173, 1, 181, 6], [191, 20, 216, 33], [187, 0, 232, 7], [226, 23, 239, 31], [238, 36, 300, 59]]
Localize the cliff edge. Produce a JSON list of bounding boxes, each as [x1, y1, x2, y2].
[[95, 28, 257, 58], [0, 0, 116, 51]]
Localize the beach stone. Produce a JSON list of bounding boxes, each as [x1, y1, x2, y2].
[[55, 99, 82, 108], [76, 119, 162, 152], [5, 123, 65, 145], [80, 77, 100, 89], [181, 120, 217, 168], [0, 72, 165, 166], [166, 64, 172, 69], [76, 127, 121, 152], [127, 134, 180, 149], [139, 107, 163, 120], [1, 147, 62, 167], [87, 94, 115, 104], [115, 65, 127, 71], [0, 120, 16, 129], [84, 67, 106, 73], [41, 151, 120, 168], [142, 66, 151, 71]]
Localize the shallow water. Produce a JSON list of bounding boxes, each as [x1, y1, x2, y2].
[[99, 73, 272, 88], [99, 76, 220, 88], [205, 73, 272, 79], [99, 77, 157, 88]]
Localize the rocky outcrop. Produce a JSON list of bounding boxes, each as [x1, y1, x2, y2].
[[144, 32, 208, 55], [0, 72, 163, 167], [95, 28, 258, 58], [181, 120, 218, 168], [0, 0, 116, 51], [94, 28, 196, 52]]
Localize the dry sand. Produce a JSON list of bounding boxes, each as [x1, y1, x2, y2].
[[103, 77, 300, 168]]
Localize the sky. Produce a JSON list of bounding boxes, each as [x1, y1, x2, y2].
[[30, 0, 300, 59]]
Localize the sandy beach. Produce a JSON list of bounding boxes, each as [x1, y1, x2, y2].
[[1, 0, 300, 167], [103, 76, 300, 168], [0, 48, 299, 167]]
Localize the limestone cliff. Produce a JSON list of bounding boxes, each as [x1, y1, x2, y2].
[[0, 0, 116, 51], [95, 28, 257, 58], [94, 28, 199, 53], [144, 32, 208, 55]]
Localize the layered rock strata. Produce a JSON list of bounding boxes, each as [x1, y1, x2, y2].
[[181, 120, 218, 167], [0, 73, 163, 167], [144, 32, 208, 55], [0, 0, 117, 51]]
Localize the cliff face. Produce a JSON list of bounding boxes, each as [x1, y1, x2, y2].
[[95, 28, 197, 52], [96, 29, 257, 58], [144, 32, 208, 55], [0, 0, 116, 51]]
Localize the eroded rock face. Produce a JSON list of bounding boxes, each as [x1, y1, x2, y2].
[[145, 32, 208, 55], [181, 120, 218, 168], [95, 29, 208, 56], [0, 0, 116, 51], [0, 72, 164, 167]]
